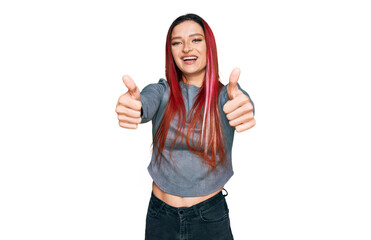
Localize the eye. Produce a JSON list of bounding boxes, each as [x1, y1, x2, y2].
[[192, 39, 202, 43], [171, 42, 181, 46]]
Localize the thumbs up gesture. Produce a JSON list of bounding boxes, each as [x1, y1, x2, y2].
[[115, 75, 142, 129], [223, 68, 256, 132]]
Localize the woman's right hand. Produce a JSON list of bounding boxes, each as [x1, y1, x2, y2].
[[115, 75, 142, 129]]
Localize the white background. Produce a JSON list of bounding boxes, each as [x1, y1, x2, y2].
[[1, 0, 370, 239]]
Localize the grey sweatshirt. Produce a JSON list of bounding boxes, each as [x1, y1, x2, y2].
[[140, 78, 254, 197]]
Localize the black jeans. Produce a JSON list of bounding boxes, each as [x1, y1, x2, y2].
[[145, 189, 234, 240]]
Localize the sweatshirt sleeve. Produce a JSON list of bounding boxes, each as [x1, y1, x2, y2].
[[219, 82, 255, 115], [140, 78, 168, 123]]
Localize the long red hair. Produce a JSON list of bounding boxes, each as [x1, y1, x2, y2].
[[153, 14, 226, 171]]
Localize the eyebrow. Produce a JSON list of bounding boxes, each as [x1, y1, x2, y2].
[[171, 33, 204, 41]]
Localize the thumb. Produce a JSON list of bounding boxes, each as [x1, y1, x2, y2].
[[227, 67, 241, 100], [122, 75, 141, 100]]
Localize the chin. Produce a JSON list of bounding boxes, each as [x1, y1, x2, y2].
[[181, 67, 203, 74]]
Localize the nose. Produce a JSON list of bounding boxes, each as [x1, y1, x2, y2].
[[183, 41, 192, 53]]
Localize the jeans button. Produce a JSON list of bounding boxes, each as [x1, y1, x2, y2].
[[179, 210, 184, 214]]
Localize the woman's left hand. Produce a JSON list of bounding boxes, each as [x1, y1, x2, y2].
[[223, 68, 256, 132]]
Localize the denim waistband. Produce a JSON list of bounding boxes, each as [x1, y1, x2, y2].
[[149, 188, 228, 217]]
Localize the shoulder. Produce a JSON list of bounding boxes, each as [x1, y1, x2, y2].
[[157, 78, 169, 87], [142, 78, 169, 93]]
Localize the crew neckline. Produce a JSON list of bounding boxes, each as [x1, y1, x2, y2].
[[179, 81, 201, 89]]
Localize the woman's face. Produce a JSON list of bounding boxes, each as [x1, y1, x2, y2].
[[171, 21, 207, 80]]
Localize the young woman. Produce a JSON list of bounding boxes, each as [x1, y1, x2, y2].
[[116, 13, 255, 240]]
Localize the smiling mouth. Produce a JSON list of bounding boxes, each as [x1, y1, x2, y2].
[[182, 56, 198, 65], [182, 56, 198, 62]]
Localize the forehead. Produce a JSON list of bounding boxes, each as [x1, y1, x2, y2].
[[171, 20, 204, 37]]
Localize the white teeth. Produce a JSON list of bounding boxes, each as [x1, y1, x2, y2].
[[183, 56, 198, 61]]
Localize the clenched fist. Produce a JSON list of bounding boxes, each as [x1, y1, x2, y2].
[[223, 68, 256, 132], [115, 75, 142, 129]]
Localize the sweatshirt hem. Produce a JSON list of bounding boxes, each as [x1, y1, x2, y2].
[[147, 166, 234, 197]]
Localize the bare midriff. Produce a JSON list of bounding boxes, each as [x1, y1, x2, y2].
[[152, 181, 223, 208]]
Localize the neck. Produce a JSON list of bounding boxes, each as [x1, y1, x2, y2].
[[181, 70, 205, 88]]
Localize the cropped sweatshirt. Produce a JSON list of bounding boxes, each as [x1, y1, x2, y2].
[[140, 78, 254, 197]]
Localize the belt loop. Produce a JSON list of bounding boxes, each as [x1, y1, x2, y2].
[[159, 202, 166, 211], [222, 188, 228, 197], [192, 205, 199, 216]]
